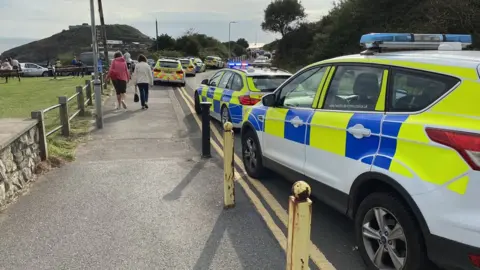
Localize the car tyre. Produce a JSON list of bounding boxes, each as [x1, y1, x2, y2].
[[355, 192, 431, 270], [242, 128, 266, 178], [42, 71, 49, 77], [194, 92, 202, 114]]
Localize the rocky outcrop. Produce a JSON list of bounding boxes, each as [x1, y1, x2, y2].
[[0, 126, 40, 206]]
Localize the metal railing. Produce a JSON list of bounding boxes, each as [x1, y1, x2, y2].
[[31, 78, 96, 160]]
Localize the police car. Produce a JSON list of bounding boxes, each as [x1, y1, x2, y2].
[[153, 58, 186, 86], [193, 62, 292, 128], [241, 33, 480, 270]]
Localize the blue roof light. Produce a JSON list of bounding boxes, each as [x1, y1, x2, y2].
[[227, 62, 249, 68], [359, 33, 473, 50]]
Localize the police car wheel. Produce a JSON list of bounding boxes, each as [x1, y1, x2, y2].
[[355, 192, 430, 270], [242, 129, 266, 178], [194, 92, 201, 114]]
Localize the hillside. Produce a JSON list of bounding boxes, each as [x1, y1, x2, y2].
[[2, 24, 153, 63]]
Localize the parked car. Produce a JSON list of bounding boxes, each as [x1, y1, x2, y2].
[[20, 63, 49, 77]]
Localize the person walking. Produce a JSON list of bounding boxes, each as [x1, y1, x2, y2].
[[9, 57, 21, 82], [132, 54, 153, 109], [124, 49, 132, 73], [106, 51, 130, 110]]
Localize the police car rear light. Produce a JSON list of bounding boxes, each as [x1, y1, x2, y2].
[[176, 70, 183, 74], [154, 68, 160, 72], [469, 254, 480, 267], [239, 95, 260, 105], [360, 33, 472, 50], [426, 128, 480, 170]]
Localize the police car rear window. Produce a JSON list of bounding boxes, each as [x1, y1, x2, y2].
[[159, 61, 178, 68], [388, 68, 460, 112], [206, 57, 214, 60], [251, 75, 291, 92]]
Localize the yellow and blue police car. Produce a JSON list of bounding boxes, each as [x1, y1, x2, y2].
[[153, 58, 186, 86], [241, 33, 480, 270], [179, 58, 196, 77], [193, 62, 292, 128], [204, 56, 224, 69]]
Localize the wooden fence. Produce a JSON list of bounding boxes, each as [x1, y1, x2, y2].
[[31, 78, 96, 161]]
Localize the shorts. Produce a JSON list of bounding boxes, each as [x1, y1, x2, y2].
[[112, 79, 127, 95]]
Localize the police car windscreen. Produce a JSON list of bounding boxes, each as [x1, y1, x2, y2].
[[159, 61, 178, 68], [251, 75, 291, 92], [180, 60, 190, 67], [206, 56, 214, 60]]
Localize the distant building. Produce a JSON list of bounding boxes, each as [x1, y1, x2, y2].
[[69, 23, 89, 30]]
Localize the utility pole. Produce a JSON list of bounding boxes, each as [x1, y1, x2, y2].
[[155, 19, 159, 51], [228, 21, 237, 60], [90, 0, 103, 129], [97, 0, 109, 77]]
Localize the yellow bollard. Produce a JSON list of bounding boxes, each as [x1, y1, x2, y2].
[[286, 181, 313, 270], [223, 122, 235, 208]]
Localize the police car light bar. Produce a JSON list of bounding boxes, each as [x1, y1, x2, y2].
[[228, 62, 249, 68], [360, 33, 473, 50]]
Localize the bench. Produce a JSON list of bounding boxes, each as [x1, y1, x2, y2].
[[54, 66, 85, 78], [0, 69, 23, 83]]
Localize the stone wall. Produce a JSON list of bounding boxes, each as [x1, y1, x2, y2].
[[0, 125, 41, 206]]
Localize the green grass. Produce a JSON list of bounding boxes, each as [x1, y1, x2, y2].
[[0, 77, 88, 118], [0, 76, 98, 162]]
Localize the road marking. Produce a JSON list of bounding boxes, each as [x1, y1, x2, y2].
[[178, 86, 336, 270]]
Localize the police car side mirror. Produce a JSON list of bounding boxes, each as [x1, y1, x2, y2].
[[201, 79, 209, 85], [262, 93, 276, 107]]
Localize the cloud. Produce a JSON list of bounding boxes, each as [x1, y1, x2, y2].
[[1, 0, 334, 51]]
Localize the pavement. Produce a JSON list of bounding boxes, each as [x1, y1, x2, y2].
[[0, 80, 285, 269]]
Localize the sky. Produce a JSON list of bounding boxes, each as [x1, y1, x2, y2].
[[0, 0, 334, 53]]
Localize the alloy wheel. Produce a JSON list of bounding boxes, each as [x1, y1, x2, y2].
[[362, 207, 407, 270]]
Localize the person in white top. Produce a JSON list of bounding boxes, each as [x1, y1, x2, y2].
[[132, 54, 154, 109], [124, 49, 132, 73]]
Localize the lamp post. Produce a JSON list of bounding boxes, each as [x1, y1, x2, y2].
[[89, 0, 103, 128], [228, 21, 237, 60]]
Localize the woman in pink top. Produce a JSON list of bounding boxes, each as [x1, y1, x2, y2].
[[106, 51, 130, 110]]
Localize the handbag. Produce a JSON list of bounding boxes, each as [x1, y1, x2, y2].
[[134, 86, 139, 103]]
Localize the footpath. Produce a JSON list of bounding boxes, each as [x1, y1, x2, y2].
[[0, 83, 285, 269]]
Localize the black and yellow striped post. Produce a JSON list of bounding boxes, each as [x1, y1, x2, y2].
[[223, 121, 235, 208], [286, 181, 312, 270]]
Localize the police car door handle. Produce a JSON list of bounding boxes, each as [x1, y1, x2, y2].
[[347, 124, 371, 138], [257, 115, 264, 122], [290, 117, 304, 128]]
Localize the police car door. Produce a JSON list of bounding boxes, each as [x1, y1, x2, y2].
[[305, 64, 387, 200], [214, 71, 234, 118], [200, 70, 225, 111], [263, 66, 329, 173]]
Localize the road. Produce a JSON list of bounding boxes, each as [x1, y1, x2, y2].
[[175, 70, 367, 270]]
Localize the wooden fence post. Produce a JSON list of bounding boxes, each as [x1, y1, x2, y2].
[[85, 80, 93, 106], [58, 96, 70, 137], [76, 86, 85, 116], [31, 110, 48, 161]]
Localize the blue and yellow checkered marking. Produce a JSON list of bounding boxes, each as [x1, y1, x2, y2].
[[284, 109, 314, 144], [373, 114, 409, 170], [346, 113, 383, 164]]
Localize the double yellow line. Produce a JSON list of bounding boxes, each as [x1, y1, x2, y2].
[[176, 86, 335, 270]]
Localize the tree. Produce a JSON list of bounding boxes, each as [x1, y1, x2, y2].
[[154, 34, 176, 51], [236, 38, 249, 49], [261, 0, 306, 37]]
